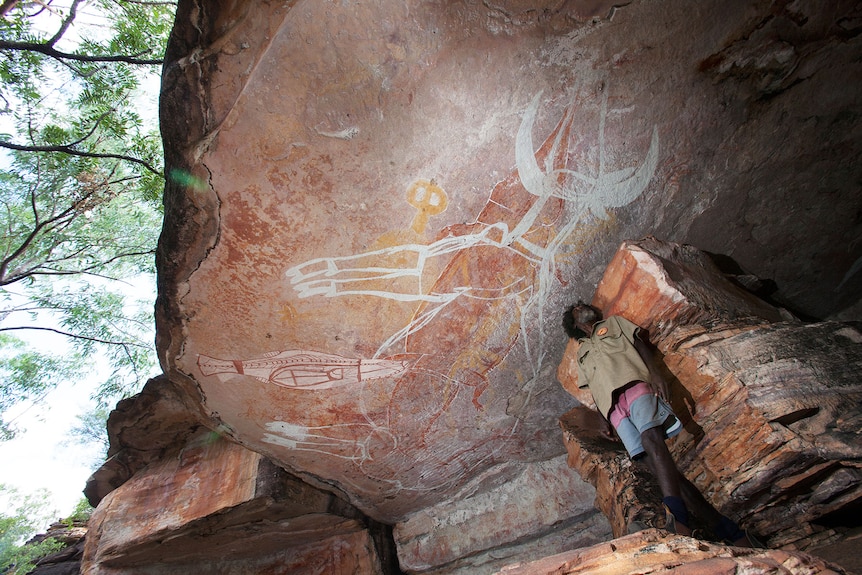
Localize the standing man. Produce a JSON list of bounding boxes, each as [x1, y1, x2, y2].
[[562, 301, 755, 546]]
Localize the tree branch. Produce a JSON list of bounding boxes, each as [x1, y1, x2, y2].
[[0, 325, 149, 348], [0, 183, 60, 284], [46, 0, 82, 47], [67, 109, 111, 148], [0, 140, 163, 176], [0, 39, 163, 65], [0, 183, 97, 284], [0, 248, 155, 286], [0, 0, 18, 16]]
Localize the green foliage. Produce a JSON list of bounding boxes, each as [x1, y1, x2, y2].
[[0, 537, 62, 575], [0, 334, 82, 440], [0, 0, 177, 439], [66, 497, 93, 523], [66, 404, 110, 469], [0, 484, 61, 574]]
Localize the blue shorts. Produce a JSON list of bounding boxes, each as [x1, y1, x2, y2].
[[611, 386, 682, 458]]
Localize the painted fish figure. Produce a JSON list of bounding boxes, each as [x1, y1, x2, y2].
[[197, 350, 410, 389]]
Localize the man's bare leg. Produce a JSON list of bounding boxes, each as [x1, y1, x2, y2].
[[640, 426, 691, 535], [642, 426, 753, 546], [679, 470, 754, 546]]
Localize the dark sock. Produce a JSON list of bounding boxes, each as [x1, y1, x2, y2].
[[662, 496, 689, 526], [715, 516, 745, 541]]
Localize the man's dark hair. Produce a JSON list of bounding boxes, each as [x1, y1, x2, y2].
[[562, 301, 601, 339]]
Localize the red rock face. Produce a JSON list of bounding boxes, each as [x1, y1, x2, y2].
[[155, 0, 862, 521], [161, 0, 673, 522], [145, 0, 862, 571]]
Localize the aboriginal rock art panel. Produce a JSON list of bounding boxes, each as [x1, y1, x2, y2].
[[284, 89, 658, 395], [197, 89, 660, 499]]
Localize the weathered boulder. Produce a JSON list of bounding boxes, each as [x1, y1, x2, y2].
[[589, 236, 789, 346], [664, 321, 862, 549], [25, 520, 88, 575], [82, 430, 396, 574], [84, 376, 204, 507], [393, 455, 610, 574]]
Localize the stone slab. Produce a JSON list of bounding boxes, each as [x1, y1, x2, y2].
[[82, 432, 388, 574], [394, 455, 611, 573], [494, 529, 850, 575]]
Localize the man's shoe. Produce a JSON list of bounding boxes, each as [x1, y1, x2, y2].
[[715, 515, 765, 548], [728, 529, 765, 548], [663, 504, 692, 536]]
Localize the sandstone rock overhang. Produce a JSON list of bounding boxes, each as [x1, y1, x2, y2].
[[154, 0, 862, 526], [80, 0, 862, 572]]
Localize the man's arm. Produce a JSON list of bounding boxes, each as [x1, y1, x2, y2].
[[633, 332, 670, 401], [568, 384, 615, 439], [557, 338, 615, 439], [570, 383, 597, 410]]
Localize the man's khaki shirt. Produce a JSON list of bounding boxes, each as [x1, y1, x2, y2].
[[576, 315, 651, 418]]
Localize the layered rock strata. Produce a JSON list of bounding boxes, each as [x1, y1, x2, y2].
[[82, 430, 398, 574], [26, 520, 88, 575]]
